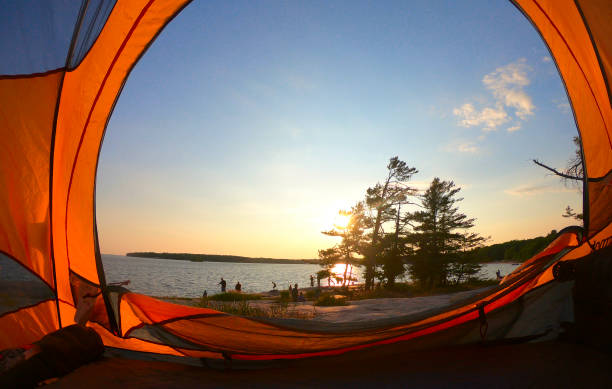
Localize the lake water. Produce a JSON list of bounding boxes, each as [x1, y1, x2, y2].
[[102, 254, 520, 298]]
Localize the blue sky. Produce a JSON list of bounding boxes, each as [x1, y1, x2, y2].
[[96, 1, 580, 258]]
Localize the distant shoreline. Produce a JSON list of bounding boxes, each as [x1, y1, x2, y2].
[[124, 252, 319, 265]]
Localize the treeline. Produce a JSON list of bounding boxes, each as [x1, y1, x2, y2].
[[468, 230, 558, 263], [126, 252, 318, 265]]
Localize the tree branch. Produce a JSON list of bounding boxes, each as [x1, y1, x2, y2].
[[532, 159, 582, 181]]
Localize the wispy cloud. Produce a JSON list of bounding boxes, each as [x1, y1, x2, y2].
[[553, 98, 571, 114], [507, 125, 521, 133], [453, 58, 534, 132], [504, 183, 576, 197], [457, 142, 479, 153], [542, 56, 552, 63], [443, 140, 480, 154]]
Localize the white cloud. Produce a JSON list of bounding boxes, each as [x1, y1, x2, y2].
[[453, 58, 534, 133], [542, 56, 552, 63], [507, 125, 521, 133], [453, 103, 508, 131], [482, 59, 534, 119]]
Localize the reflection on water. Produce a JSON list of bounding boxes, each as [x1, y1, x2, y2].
[[102, 254, 519, 298]]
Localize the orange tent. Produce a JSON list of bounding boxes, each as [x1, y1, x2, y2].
[[1, 0, 610, 361]]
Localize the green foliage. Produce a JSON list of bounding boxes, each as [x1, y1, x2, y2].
[[447, 258, 482, 285], [562, 206, 583, 221], [377, 234, 409, 287], [363, 157, 418, 289], [316, 269, 331, 281], [199, 299, 315, 319], [406, 178, 486, 289], [314, 293, 349, 306], [207, 292, 261, 302], [279, 290, 291, 302], [469, 230, 557, 262]]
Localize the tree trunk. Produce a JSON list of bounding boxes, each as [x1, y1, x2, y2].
[[366, 176, 391, 290], [342, 263, 349, 287]]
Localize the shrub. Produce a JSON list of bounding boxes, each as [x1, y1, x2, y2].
[[208, 292, 261, 302], [314, 293, 349, 307], [279, 290, 291, 301], [305, 289, 320, 300], [198, 300, 315, 320], [350, 282, 415, 300]]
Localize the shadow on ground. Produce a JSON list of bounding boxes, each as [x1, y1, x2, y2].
[[47, 341, 612, 388]]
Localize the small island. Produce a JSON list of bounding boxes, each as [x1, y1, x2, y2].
[[126, 252, 318, 265]]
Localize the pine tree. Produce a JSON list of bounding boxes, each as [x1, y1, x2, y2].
[[407, 178, 485, 289], [363, 157, 418, 289]]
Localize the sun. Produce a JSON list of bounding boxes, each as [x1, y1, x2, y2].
[[333, 212, 351, 230]]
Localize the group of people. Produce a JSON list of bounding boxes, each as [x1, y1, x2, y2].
[[288, 283, 305, 302], [217, 277, 241, 293], [211, 275, 317, 301], [274, 281, 305, 302]]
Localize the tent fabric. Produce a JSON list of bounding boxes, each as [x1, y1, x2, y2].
[[511, 0, 612, 237], [0, 0, 192, 349], [0, 254, 55, 317], [0, 0, 611, 361]]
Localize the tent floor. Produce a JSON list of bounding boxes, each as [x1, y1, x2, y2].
[[47, 341, 612, 388]]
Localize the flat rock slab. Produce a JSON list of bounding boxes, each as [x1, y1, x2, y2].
[[246, 288, 489, 323]]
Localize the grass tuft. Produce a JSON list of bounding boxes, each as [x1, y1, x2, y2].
[[207, 291, 262, 302]]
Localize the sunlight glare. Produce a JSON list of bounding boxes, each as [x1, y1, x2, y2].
[[333, 212, 351, 230]]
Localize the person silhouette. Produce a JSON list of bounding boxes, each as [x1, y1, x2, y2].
[[292, 283, 299, 301], [219, 278, 226, 292], [235, 281, 242, 292]]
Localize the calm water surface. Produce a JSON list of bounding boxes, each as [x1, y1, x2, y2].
[[102, 255, 520, 298]]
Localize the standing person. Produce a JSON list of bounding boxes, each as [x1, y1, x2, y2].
[[310, 275, 314, 287], [219, 278, 226, 293], [292, 283, 299, 301], [288, 284, 293, 296], [202, 290, 207, 298], [235, 281, 242, 292]]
